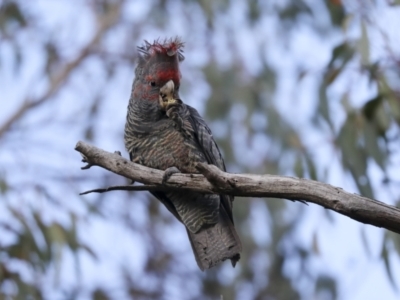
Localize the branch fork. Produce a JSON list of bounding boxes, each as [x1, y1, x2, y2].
[[75, 140, 400, 235]]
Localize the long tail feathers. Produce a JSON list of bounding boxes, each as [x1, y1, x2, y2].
[[186, 206, 242, 271]]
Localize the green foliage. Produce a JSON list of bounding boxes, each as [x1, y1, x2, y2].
[[0, 0, 400, 299], [0, 207, 94, 297], [0, 1, 27, 34]]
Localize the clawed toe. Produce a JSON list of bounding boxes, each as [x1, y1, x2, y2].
[[162, 167, 181, 184]]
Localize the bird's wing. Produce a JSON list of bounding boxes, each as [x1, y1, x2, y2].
[[150, 191, 183, 222], [185, 104, 235, 223]]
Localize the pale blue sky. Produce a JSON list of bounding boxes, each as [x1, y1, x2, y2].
[[1, 1, 400, 299]]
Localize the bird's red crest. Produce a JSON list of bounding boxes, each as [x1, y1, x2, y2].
[[138, 37, 185, 62]]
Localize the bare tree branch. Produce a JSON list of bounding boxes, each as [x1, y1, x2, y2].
[[0, 2, 122, 138], [75, 140, 400, 235]]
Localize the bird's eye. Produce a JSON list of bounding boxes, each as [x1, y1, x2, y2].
[[150, 81, 156, 87]]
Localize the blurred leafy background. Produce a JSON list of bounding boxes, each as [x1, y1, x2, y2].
[[1, 0, 400, 299]]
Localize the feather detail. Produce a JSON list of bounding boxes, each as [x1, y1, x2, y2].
[[125, 38, 242, 270], [138, 37, 184, 62]]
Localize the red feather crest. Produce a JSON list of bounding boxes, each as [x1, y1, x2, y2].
[[138, 37, 185, 62]]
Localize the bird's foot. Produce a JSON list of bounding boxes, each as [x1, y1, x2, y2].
[[162, 167, 181, 184]]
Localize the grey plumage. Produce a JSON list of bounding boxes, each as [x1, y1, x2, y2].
[[124, 38, 242, 270]]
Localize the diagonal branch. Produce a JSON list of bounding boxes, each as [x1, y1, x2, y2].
[[0, 2, 122, 138], [75, 140, 400, 235]]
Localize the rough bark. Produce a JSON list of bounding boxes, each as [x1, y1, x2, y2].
[[75, 140, 400, 235]]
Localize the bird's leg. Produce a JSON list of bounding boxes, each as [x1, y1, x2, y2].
[[166, 105, 183, 128], [174, 115, 185, 132], [162, 167, 181, 184]]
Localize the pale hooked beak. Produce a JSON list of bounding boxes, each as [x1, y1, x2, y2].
[[162, 80, 175, 94], [159, 80, 176, 105]]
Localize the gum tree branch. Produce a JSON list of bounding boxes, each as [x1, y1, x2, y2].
[[0, 2, 122, 138], [75, 140, 400, 235]]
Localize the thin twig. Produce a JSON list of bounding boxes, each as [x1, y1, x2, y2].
[[80, 184, 160, 195]]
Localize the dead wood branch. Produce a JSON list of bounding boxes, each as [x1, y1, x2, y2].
[[75, 140, 400, 235]]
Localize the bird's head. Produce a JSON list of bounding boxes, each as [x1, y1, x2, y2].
[[132, 37, 184, 103]]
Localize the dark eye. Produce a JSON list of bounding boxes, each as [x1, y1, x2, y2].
[[150, 81, 156, 87]]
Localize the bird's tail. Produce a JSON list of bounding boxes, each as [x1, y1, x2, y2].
[[186, 205, 242, 271]]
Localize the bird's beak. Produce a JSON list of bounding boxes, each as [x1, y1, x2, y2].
[[164, 80, 175, 93]]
